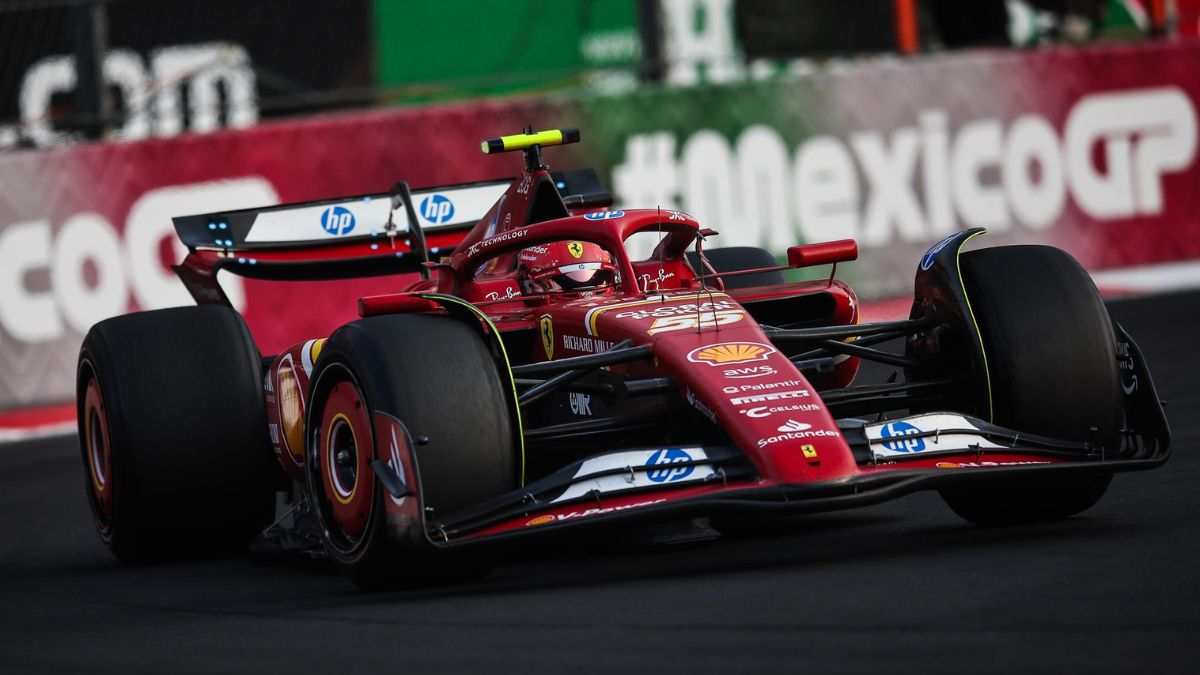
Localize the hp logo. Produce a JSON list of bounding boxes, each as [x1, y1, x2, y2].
[[880, 421, 925, 453], [320, 206, 356, 236], [420, 194, 455, 224], [645, 448, 695, 483], [584, 210, 624, 220]]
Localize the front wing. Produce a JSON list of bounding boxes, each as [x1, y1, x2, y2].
[[366, 316, 1169, 551]]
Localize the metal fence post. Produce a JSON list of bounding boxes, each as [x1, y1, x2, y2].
[[70, 0, 111, 140]]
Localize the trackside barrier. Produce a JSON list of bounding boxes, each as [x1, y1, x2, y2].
[[0, 42, 1197, 412]]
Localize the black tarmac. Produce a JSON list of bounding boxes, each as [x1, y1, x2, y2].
[[1, 292, 1196, 674]]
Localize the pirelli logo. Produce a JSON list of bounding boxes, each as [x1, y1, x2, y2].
[[729, 389, 811, 405]]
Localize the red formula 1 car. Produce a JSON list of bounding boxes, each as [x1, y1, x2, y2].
[[76, 128, 1170, 587]]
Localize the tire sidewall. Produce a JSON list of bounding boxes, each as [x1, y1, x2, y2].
[[305, 357, 392, 571]]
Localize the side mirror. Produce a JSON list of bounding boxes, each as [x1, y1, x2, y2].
[[787, 240, 858, 268]]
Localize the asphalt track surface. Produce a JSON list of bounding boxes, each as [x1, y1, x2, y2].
[[1, 292, 1197, 674]]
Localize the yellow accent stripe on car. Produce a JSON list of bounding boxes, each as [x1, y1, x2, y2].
[[954, 230, 993, 422], [417, 293, 526, 485], [309, 338, 326, 364]]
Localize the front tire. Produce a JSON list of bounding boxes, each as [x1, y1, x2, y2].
[[939, 245, 1119, 525], [306, 313, 518, 588]]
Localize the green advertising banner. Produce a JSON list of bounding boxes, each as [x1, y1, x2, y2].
[[372, 0, 641, 102]]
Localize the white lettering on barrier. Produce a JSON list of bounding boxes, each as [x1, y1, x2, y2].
[[661, 0, 741, 86], [0, 221, 58, 342], [791, 136, 859, 245], [14, 43, 256, 149], [0, 178, 277, 343], [53, 213, 129, 334], [612, 87, 1198, 251], [852, 127, 926, 246], [951, 119, 1007, 231], [1065, 88, 1198, 219]]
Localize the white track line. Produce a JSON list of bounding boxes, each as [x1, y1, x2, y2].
[[0, 421, 77, 444], [1092, 259, 1200, 295]]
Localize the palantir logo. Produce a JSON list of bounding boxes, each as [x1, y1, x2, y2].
[[645, 448, 694, 483], [320, 206, 355, 236], [420, 194, 455, 224], [880, 421, 925, 453]]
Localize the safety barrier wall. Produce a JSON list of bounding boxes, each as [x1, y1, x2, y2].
[[1, 41, 1197, 411]]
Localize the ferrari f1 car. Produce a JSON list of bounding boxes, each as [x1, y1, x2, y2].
[[77, 128, 1170, 586]]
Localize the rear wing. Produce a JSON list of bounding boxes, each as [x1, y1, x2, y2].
[[173, 169, 608, 253], [170, 169, 609, 304], [173, 179, 509, 252]]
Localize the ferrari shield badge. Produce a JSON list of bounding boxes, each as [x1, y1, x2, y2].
[[540, 315, 554, 360], [567, 241, 584, 259]]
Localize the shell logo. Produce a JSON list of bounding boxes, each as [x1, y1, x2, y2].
[[525, 514, 556, 527], [687, 342, 777, 366]]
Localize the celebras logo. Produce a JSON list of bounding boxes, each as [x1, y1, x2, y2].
[[738, 403, 820, 418]]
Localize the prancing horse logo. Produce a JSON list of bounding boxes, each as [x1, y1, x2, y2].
[[539, 315, 554, 360]]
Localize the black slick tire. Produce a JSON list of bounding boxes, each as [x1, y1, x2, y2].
[[306, 313, 517, 588], [76, 305, 276, 563], [939, 245, 1118, 525]]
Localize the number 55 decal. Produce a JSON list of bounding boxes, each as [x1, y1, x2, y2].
[[647, 310, 744, 335]]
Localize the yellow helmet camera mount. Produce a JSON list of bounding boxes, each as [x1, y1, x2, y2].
[[481, 126, 580, 172]]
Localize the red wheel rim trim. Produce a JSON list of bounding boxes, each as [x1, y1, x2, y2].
[[83, 377, 113, 518], [318, 380, 374, 539]]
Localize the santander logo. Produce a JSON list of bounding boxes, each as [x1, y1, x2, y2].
[[777, 420, 811, 432]]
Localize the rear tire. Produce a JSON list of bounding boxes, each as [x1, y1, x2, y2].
[[687, 246, 786, 290], [77, 306, 276, 563], [306, 314, 517, 588], [938, 245, 1119, 525]]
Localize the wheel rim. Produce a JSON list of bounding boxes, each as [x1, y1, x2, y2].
[[83, 375, 113, 526], [316, 378, 375, 545]]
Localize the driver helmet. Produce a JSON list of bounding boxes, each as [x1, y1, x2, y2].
[[518, 241, 616, 295]]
